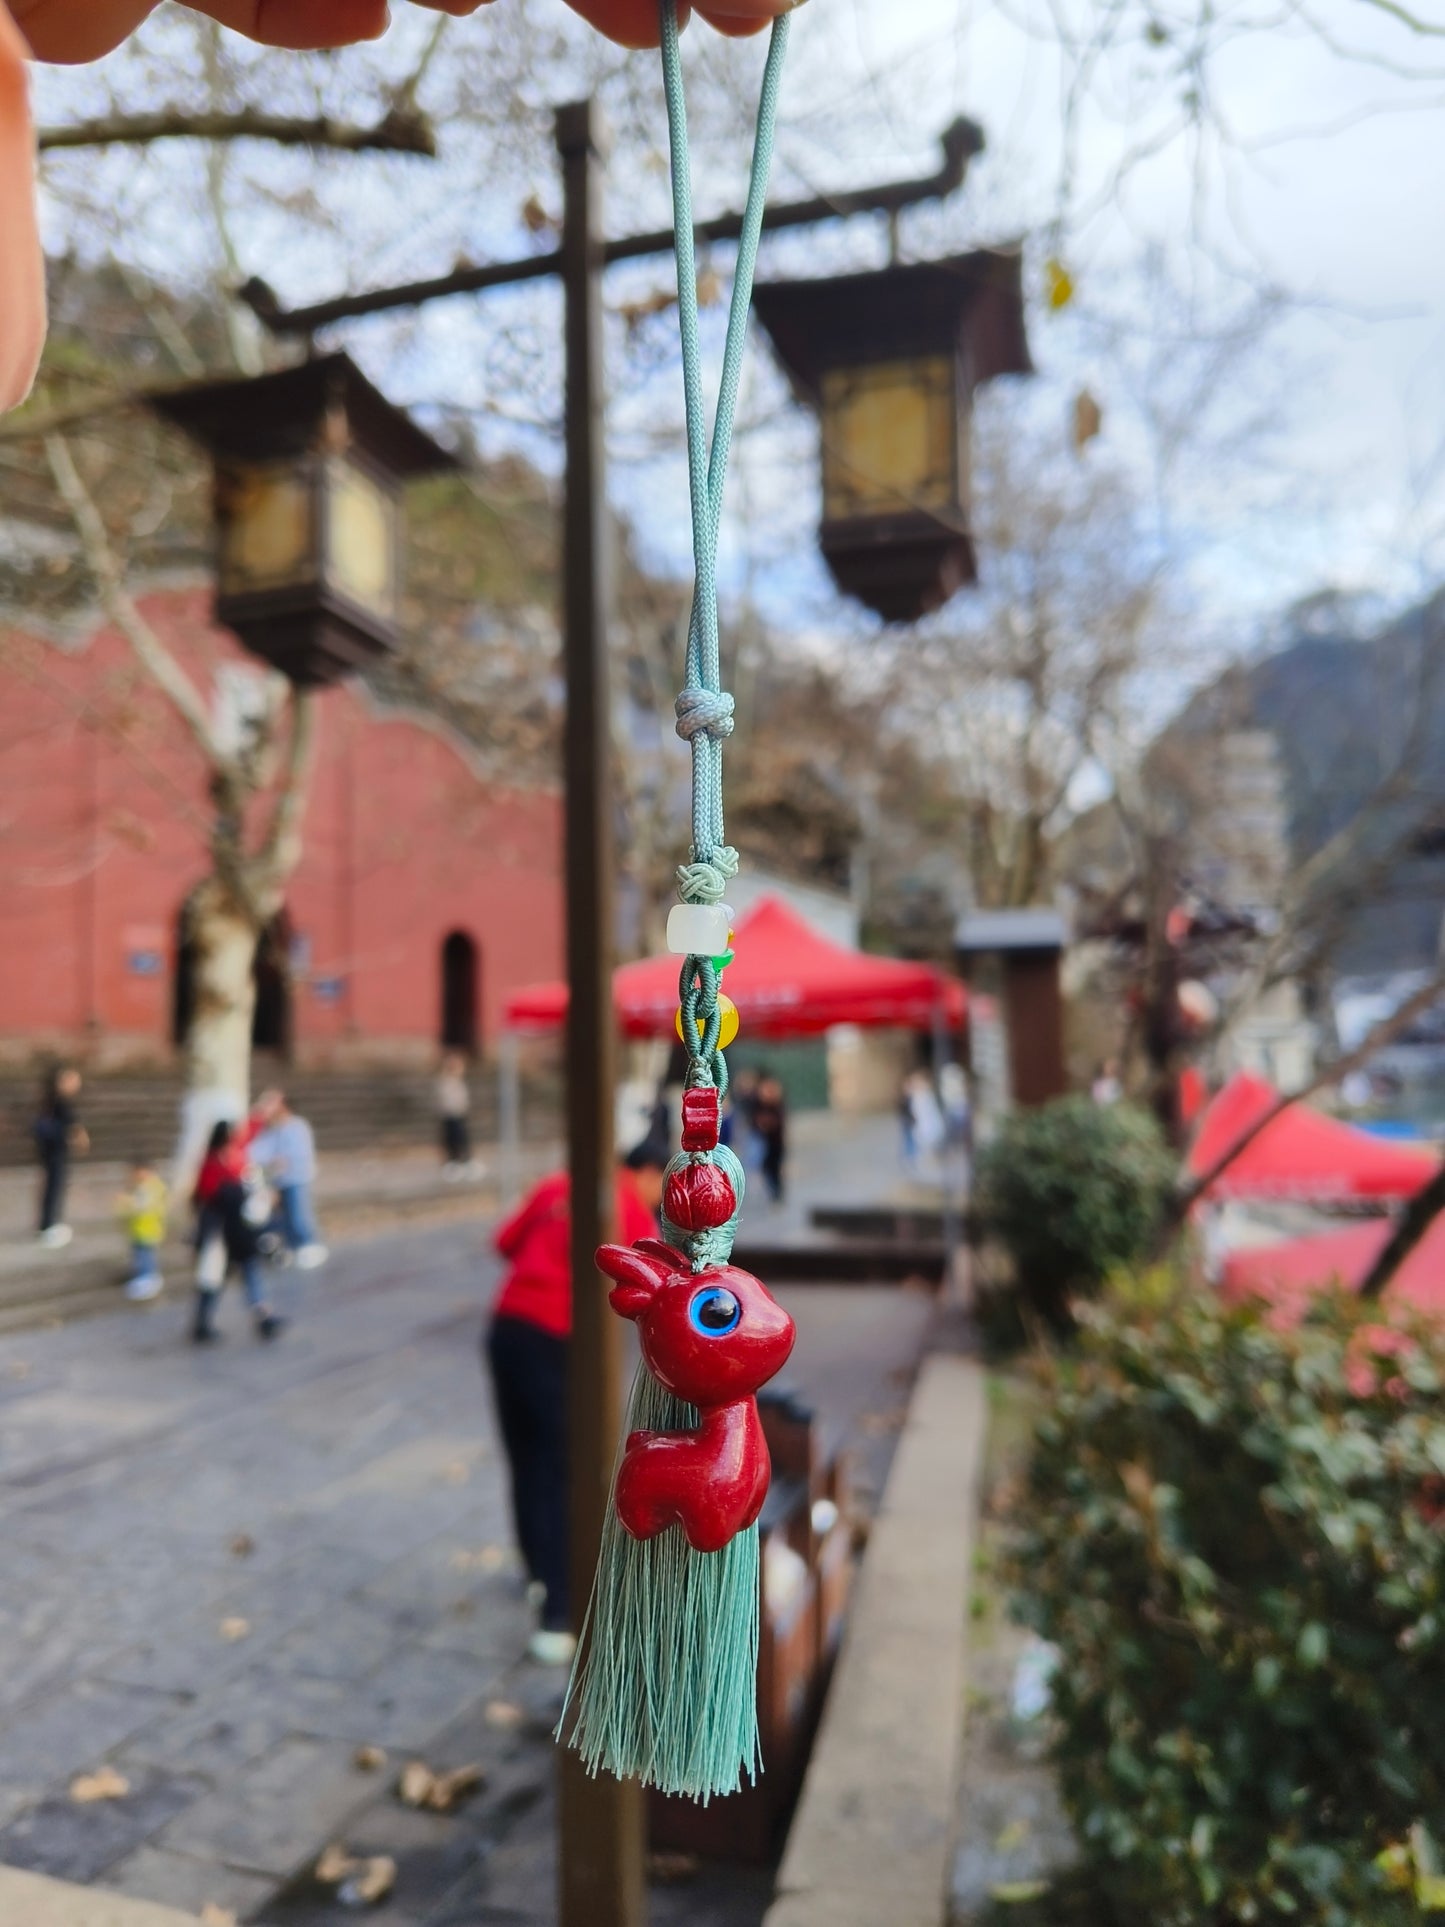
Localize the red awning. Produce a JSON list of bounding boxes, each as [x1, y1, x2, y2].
[[1223, 1216, 1445, 1316], [504, 893, 966, 1040], [1187, 1072, 1437, 1204]]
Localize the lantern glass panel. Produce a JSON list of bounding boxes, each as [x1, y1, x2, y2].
[[820, 355, 957, 521], [324, 457, 397, 621], [217, 462, 314, 596]]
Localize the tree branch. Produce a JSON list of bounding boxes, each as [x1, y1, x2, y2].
[[37, 108, 437, 158], [1358, 1160, 1445, 1299], [254, 688, 317, 889], [1356, 0, 1445, 36], [45, 432, 228, 772]]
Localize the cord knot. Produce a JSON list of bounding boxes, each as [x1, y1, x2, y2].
[[676, 846, 739, 905], [675, 688, 736, 743]]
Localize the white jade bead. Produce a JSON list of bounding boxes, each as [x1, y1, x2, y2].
[[667, 903, 734, 957]]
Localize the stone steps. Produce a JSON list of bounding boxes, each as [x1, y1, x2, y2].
[[0, 1066, 561, 1168]]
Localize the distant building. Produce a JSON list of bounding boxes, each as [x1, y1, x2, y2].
[[0, 587, 563, 1068], [1187, 729, 1291, 923], [1189, 730, 1315, 1088]]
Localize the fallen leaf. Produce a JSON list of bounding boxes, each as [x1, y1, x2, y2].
[[199, 1907, 237, 1927], [647, 1850, 700, 1886], [339, 1855, 397, 1906], [354, 1745, 387, 1772], [442, 1460, 471, 1485], [398, 1760, 435, 1808], [219, 1617, 251, 1643], [70, 1767, 130, 1804], [398, 1759, 486, 1812], [427, 1764, 484, 1812], [485, 1700, 524, 1730], [995, 1819, 1031, 1852], [450, 1543, 510, 1573], [990, 1881, 1051, 1904], [859, 1408, 907, 1437], [229, 1533, 255, 1559], [4, 1361, 31, 1380], [315, 1842, 358, 1885]]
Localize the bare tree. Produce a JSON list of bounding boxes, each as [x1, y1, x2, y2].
[[41, 428, 315, 1129]]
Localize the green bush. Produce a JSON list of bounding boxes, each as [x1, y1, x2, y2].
[[973, 1097, 1176, 1334], [1011, 1284, 1445, 1926]]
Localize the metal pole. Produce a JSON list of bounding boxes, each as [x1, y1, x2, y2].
[[555, 97, 647, 1927]]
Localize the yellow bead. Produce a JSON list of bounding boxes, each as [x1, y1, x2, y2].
[[675, 995, 740, 1050]]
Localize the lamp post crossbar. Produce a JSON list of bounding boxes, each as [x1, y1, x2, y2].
[[238, 117, 983, 338]]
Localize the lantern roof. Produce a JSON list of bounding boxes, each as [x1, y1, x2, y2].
[[149, 352, 457, 479], [752, 248, 1032, 398]]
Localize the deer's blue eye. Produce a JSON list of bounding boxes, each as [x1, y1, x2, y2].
[[690, 1287, 742, 1337]]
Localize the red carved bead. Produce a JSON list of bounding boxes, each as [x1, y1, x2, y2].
[[681, 1087, 720, 1152], [664, 1160, 737, 1233]]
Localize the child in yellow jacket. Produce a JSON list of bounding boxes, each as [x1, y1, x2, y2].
[[117, 1158, 167, 1304]]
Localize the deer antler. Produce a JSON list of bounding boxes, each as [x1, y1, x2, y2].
[[597, 1241, 683, 1319]]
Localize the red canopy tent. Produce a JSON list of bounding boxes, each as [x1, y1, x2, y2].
[[504, 893, 966, 1039], [1223, 1217, 1445, 1315], [1186, 1072, 1437, 1205]]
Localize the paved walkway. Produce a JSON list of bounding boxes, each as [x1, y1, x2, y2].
[[0, 1194, 936, 1924]]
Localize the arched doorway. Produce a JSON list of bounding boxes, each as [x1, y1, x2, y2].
[[171, 897, 293, 1056], [440, 930, 480, 1055], [252, 910, 293, 1056]]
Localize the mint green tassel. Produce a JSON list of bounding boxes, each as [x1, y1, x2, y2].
[[558, 1361, 762, 1803]]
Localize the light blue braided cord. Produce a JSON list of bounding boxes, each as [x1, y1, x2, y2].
[[661, 0, 790, 888]]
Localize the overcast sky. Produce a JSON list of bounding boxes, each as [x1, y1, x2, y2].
[[33, 0, 1445, 645]]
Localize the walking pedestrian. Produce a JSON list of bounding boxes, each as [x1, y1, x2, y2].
[[1091, 1058, 1123, 1106], [437, 1051, 482, 1180], [722, 1065, 761, 1168], [484, 1143, 665, 1665], [252, 1089, 328, 1269], [116, 1156, 167, 1303], [901, 1069, 946, 1181], [752, 1073, 788, 1206], [191, 1119, 285, 1345], [33, 1064, 87, 1247]]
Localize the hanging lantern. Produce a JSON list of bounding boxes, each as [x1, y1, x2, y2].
[[752, 251, 1032, 623], [148, 353, 455, 688]]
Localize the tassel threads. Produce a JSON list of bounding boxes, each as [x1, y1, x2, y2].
[[558, 1361, 762, 1802]]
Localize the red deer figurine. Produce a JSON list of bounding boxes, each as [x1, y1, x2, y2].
[[598, 1238, 796, 1554]]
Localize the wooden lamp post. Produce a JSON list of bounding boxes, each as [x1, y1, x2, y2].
[[752, 250, 1032, 623], [149, 352, 455, 687]]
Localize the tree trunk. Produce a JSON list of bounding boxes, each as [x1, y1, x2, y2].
[[173, 878, 261, 1189]]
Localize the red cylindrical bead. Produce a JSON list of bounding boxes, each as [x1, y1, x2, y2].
[[681, 1087, 721, 1152]]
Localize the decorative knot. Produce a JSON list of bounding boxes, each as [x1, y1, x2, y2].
[[677, 846, 739, 905], [675, 688, 736, 743]]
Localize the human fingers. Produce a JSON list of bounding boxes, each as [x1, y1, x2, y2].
[[564, 0, 797, 49], [9, 0, 158, 63], [695, 0, 798, 34], [188, 1, 391, 49], [0, 4, 46, 407]]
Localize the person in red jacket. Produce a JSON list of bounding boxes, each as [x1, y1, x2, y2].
[[486, 1142, 666, 1663], [192, 1114, 285, 1344]]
